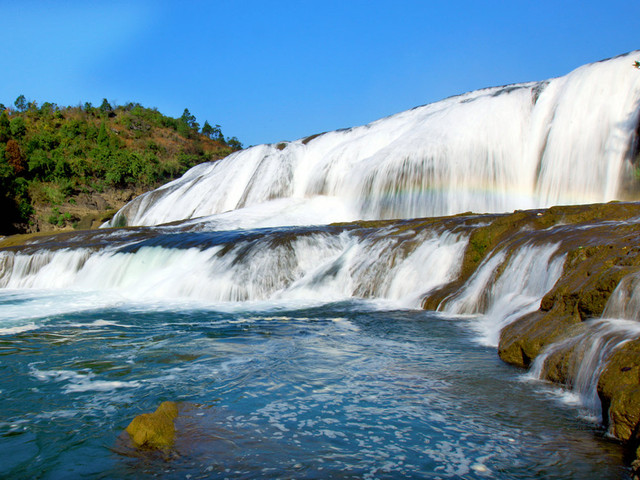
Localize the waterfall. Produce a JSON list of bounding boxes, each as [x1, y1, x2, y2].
[[0, 225, 467, 309], [106, 51, 640, 229], [602, 271, 640, 320], [530, 319, 640, 419], [530, 270, 640, 417], [439, 243, 566, 346]]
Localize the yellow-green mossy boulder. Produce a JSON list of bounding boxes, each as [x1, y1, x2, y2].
[[125, 401, 179, 449], [597, 339, 640, 442], [597, 339, 640, 477]]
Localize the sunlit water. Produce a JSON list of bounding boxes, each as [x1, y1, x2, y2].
[[0, 293, 627, 479]]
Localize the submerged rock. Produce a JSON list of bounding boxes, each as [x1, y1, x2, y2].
[[125, 401, 179, 449]]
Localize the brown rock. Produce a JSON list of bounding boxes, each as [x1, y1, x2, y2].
[[597, 339, 640, 442], [498, 310, 580, 368], [125, 401, 179, 449]]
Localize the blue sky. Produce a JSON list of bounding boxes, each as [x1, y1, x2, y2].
[[1, 1, 638, 146]]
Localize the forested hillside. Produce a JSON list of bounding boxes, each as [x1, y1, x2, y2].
[[0, 95, 242, 235]]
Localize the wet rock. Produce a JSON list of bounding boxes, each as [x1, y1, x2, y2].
[[419, 202, 640, 470], [536, 334, 585, 386], [125, 401, 179, 449], [498, 310, 580, 368], [632, 458, 640, 480], [597, 339, 640, 442], [499, 241, 640, 369]]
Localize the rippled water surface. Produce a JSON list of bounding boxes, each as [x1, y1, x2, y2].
[[0, 292, 628, 479]]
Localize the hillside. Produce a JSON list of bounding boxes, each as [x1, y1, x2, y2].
[[0, 96, 242, 235]]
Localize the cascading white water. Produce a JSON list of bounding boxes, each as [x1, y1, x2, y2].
[[0, 227, 467, 309], [106, 51, 640, 230], [530, 270, 640, 417], [530, 319, 640, 419], [4, 53, 640, 479], [440, 243, 566, 346], [602, 271, 640, 320]]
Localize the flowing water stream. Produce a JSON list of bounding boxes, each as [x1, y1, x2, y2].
[[0, 294, 628, 479]]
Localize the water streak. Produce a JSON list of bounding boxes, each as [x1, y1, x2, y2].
[[530, 319, 640, 419], [529, 269, 640, 419], [441, 243, 565, 346]]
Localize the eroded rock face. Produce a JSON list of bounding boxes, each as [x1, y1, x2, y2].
[[598, 340, 640, 442], [125, 401, 179, 449], [498, 247, 640, 368], [498, 310, 581, 369]]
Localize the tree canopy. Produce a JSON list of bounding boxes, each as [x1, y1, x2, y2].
[[0, 95, 243, 234]]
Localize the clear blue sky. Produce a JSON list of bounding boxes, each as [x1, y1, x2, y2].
[[1, 1, 638, 147]]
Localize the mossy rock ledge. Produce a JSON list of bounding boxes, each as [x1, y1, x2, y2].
[[125, 401, 179, 449], [416, 202, 640, 472], [497, 246, 640, 369], [597, 339, 640, 478]]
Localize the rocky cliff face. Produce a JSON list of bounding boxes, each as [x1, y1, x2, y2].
[[418, 202, 640, 474]]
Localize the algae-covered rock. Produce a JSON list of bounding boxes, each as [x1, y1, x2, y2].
[[125, 401, 179, 449], [498, 310, 581, 368], [537, 337, 584, 386], [498, 239, 640, 368], [597, 339, 640, 442]]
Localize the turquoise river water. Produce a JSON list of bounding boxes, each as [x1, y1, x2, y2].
[[0, 293, 628, 479]]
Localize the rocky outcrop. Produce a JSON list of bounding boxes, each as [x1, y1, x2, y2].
[[419, 202, 640, 470], [498, 243, 640, 368], [598, 339, 640, 442], [423, 202, 640, 468], [598, 340, 640, 478], [125, 401, 179, 449]]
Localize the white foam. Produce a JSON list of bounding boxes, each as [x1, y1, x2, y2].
[[0, 228, 466, 309], [30, 366, 140, 393], [0, 323, 38, 335]]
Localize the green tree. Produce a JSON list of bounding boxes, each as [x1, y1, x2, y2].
[[27, 149, 55, 180], [226, 136, 243, 151], [0, 111, 10, 142], [83, 102, 94, 115], [14, 94, 27, 112], [99, 98, 113, 116], [10, 117, 26, 138], [180, 108, 199, 130], [39, 102, 56, 117], [202, 120, 224, 141], [201, 120, 214, 137], [97, 121, 110, 146]]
